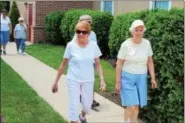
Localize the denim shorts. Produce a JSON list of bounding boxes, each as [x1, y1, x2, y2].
[[120, 71, 147, 108], [0, 31, 10, 45]]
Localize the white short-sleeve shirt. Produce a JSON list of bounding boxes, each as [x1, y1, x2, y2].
[[64, 40, 102, 82], [1, 15, 11, 31], [117, 38, 153, 74]]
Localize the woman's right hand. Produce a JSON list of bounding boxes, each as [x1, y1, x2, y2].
[[115, 81, 120, 94], [52, 83, 58, 93]]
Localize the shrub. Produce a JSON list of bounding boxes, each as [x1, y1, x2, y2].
[[0, 2, 4, 12], [45, 11, 65, 45], [108, 9, 161, 58], [9, 1, 20, 41], [139, 8, 184, 123], [109, 8, 184, 123], [60, 9, 113, 57]]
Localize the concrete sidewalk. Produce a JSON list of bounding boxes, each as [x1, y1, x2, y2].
[[1, 43, 139, 123]]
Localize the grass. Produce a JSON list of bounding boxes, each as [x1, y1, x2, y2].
[[26, 43, 116, 92], [1, 59, 67, 123]]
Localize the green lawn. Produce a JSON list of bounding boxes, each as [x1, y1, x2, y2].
[[26, 43, 116, 92], [1, 59, 67, 123]]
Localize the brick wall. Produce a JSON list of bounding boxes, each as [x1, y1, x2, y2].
[[32, 1, 93, 42]]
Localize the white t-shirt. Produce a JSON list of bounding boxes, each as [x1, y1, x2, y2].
[[117, 38, 153, 74], [64, 40, 102, 82], [1, 14, 11, 31], [72, 31, 97, 43]]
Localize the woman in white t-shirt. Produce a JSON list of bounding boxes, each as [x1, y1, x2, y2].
[[115, 20, 157, 123], [72, 15, 100, 109], [0, 9, 12, 55], [52, 21, 106, 123]]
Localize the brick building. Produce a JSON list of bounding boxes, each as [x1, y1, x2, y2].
[[17, 1, 93, 43], [16, 0, 183, 43]]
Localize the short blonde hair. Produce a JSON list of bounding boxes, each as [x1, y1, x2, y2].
[[75, 21, 91, 34]]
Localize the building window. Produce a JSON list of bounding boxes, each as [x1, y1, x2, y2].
[[101, 0, 114, 15], [150, 0, 172, 10]]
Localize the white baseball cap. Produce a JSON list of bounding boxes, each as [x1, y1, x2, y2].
[[129, 19, 146, 32], [18, 17, 24, 21]]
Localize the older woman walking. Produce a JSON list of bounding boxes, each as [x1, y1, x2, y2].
[[73, 15, 100, 108], [115, 20, 157, 123], [52, 21, 106, 123], [0, 9, 12, 55], [14, 17, 27, 55]]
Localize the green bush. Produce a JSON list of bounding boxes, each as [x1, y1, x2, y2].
[[0, 2, 4, 12], [108, 9, 160, 57], [45, 11, 65, 45], [139, 8, 184, 123], [109, 8, 184, 123], [9, 1, 20, 42], [60, 9, 113, 57]]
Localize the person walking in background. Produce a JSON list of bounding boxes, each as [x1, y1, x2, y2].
[[14, 17, 27, 55], [73, 15, 100, 108], [0, 9, 12, 55], [115, 20, 157, 123], [52, 21, 106, 123]]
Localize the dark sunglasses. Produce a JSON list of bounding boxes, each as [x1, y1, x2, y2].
[[76, 30, 88, 35], [87, 21, 91, 24]]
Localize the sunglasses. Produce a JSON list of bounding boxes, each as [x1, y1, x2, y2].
[[76, 30, 88, 35], [87, 21, 91, 24]]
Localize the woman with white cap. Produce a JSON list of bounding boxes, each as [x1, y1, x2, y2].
[[0, 9, 12, 55], [115, 20, 157, 122], [14, 17, 27, 55]]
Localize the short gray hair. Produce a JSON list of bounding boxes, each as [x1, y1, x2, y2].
[[79, 15, 92, 23]]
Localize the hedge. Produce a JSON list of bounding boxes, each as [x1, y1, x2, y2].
[[45, 11, 65, 45], [60, 9, 113, 57], [109, 8, 184, 123], [0, 1, 4, 12], [9, 1, 20, 41]]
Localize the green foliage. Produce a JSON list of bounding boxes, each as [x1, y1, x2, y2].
[[108, 9, 160, 57], [109, 8, 184, 123], [8, 1, 20, 41], [45, 11, 65, 45], [60, 9, 113, 56], [139, 8, 184, 123], [0, 1, 4, 12]]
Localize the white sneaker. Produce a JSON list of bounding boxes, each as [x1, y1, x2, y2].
[[22, 52, 26, 55], [17, 51, 21, 54]]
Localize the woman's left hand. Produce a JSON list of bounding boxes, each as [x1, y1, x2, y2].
[[151, 79, 157, 89], [100, 80, 106, 91]]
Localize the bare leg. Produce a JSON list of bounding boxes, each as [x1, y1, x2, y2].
[[124, 106, 135, 122], [81, 110, 86, 118], [130, 105, 139, 123], [3, 44, 6, 50]]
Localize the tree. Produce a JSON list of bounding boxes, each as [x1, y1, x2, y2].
[[9, 1, 20, 41], [0, 1, 4, 12]]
